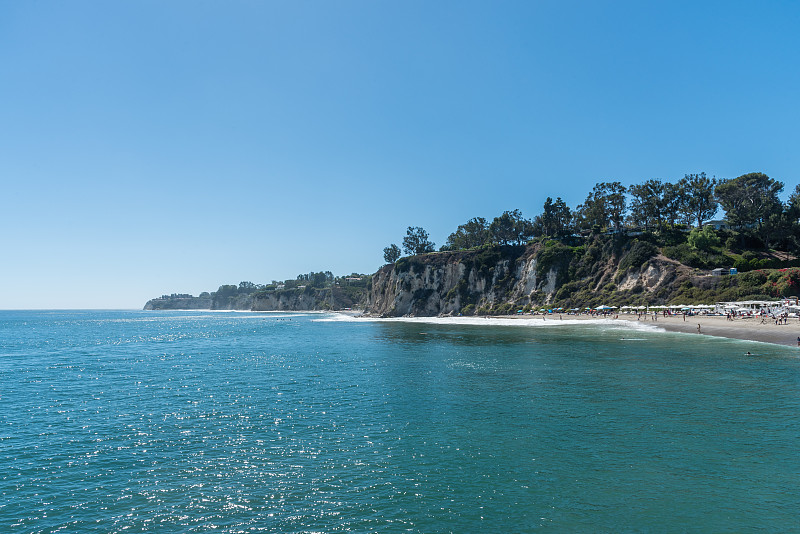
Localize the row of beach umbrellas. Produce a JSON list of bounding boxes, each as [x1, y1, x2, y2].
[[533, 304, 728, 312]]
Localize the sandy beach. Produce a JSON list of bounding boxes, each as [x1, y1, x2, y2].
[[497, 313, 800, 348]]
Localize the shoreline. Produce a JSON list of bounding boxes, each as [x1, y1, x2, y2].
[[145, 308, 800, 348], [355, 312, 800, 348], [490, 313, 800, 348]]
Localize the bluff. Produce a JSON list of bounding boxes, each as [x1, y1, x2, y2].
[[365, 236, 799, 317], [145, 235, 800, 315], [144, 296, 213, 310], [144, 285, 367, 311], [251, 286, 364, 311]]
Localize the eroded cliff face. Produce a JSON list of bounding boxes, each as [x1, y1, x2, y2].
[[251, 286, 365, 311], [251, 291, 321, 311], [144, 294, 252, 311], [367, 246, 557, 316], [144, 297, 213, 310], [366, 244, 687, 317], [616, 255, 688, 292], [145, 285, 367, 312]]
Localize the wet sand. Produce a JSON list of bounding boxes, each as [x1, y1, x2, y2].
[[501, 313, 800, 348]]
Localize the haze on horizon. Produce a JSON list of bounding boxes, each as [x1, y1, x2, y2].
[[1, 1, 799, 309]]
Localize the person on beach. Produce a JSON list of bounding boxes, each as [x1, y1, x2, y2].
[[697, 324, 701, 334]]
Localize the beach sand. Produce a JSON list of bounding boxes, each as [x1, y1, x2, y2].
[[498, 313, 800, 348]]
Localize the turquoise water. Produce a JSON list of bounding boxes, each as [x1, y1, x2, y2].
[[1, 310, 799, 532]]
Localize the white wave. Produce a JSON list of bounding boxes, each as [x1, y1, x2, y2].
[[315, 313, 665, 333], [311, 312, 364, 322]]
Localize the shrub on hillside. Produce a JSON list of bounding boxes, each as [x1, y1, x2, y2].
[[619, 240, 658, 272], [687, 226, 721, 251]]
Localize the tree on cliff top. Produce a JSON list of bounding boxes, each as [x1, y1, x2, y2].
[[715, 172, 783, 229], [402, 227, 435, 255], [628, 179, 667, 230], [575, 182, 626, 232], [445, 217, 490, 249], [716, 172, 785, 248], [490, 209, 534, 245], [679, 173, 718, 227], [534, 197, 572, 237], [383, 244, 401, 264]]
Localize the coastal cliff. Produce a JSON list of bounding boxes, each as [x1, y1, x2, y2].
[[145, 235, 799, 315], [144, 285, 368, 312], [144, 296, 213, 310], [365, 235, 793, 317], [251, 286, 364, 311], [367, 245, 546, 316]]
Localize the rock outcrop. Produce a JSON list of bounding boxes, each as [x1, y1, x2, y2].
[[251, 287, 364, 311], [148, 235, 790, 316], [365, 240, 691, 317], [144, 296, 213, 310], [145, 286, 367, 312], [367, 245, 555, 316]]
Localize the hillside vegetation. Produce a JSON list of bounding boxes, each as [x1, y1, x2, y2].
[[367, 234, 800, 317]]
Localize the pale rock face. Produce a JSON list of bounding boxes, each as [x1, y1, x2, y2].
[[617, 256, 681, 292], [367, 249, 552, 317], [542, 268, 559, 296], [366, 248, 686, 317], [517, 257, 539, 296], [251, 292, 318, 311]]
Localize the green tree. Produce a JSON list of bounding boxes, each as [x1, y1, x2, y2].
[[715, 172, 784, 229], [687, 226, 721, 251], [661, 181, 687, 227], [716, 172, 785, 248], [216, 284, 238, 298], [762, 211, 798, 254], [383, 244, 401, 264], [575, 182, 626, 232], [604, 182, 627, 231], [445, 217, 489, 250], [535, 197, 572, 237], [402, 226, 436, 255], [489, 209, 533, 245], [628, 179, 666, 230], [789, 184, 800, 217], [678, 173, 718, 227], [238, 281, 257, 293]]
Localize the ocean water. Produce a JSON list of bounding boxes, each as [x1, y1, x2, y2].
[[1, 310, 799, 533]]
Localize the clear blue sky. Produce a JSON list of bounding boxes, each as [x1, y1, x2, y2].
[[2, 1, 799, 309]]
